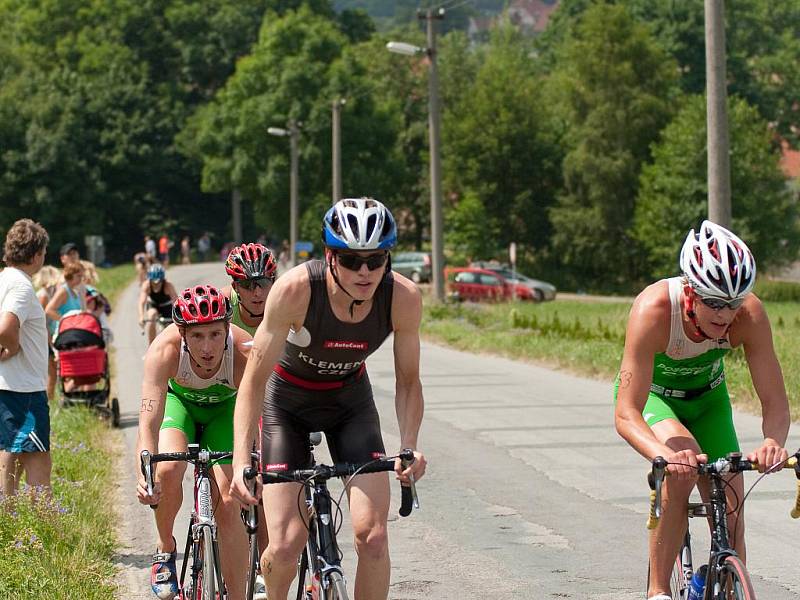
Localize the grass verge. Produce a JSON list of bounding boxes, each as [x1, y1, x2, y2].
[[422, 298, 800, 418], [0, 264, 135, 598]]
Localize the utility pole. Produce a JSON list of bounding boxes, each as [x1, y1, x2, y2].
[[232, 189, 242, 244], [705, 0, 731, 228], [289, 120, 299, 267], [419, 8, 446, 302], [332, 98, 345, 205]]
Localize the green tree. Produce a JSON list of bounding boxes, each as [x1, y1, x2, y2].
[[546, 2, 677, 290], [443, 25, 562, 261], [633, 95, 798, 279], [444, 191, 498, 263], [182, 7, 398, 243]]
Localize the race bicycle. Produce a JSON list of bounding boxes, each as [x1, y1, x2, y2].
[[647, 451, 800, 599], [141, 445, 259, 600], [242, 436, 418, 600]]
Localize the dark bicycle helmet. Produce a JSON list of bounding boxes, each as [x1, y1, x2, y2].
[[172, 285, 232, 326], [225, 243, 277, 281], [322, 198, 397, 251]]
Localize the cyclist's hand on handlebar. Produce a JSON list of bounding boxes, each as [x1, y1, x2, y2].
[[395, 449, 426, 484], [666, 449, 707, 481], [136, 473, 162, 505], [748, 442, 788, 473], [229, 463, 261, 507]]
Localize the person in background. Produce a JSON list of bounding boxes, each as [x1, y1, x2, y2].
[[59, 242, 80, 267], [135, 252, 150, 283], [80, 259, 99, 287], [197, 233, 211, 263], [32, 266, 61, 401], [180, 236, 191, 265], [158, 234, 171, 268], [0, 219, 51, 497], [145, 235, 157, 262], [45, 262, 86, 337]]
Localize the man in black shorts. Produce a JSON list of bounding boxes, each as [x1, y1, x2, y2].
[[231, 198, 427, 600]]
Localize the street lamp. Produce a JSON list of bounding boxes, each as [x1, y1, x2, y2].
[[268, 122, 300, 267], [387, 8, 446, 302]]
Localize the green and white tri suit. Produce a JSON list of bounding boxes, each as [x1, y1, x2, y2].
[[230, 289, 258, 336], [615, 277, 739, 460], [161, 329, 237, 462]]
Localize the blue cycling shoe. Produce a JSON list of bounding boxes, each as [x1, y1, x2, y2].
[[150, 540, 179, 600]]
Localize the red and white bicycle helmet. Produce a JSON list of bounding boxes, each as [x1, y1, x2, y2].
[[679, 220, 756, 299], [225, 243, 277, 281], [172, 285, 232, 326]]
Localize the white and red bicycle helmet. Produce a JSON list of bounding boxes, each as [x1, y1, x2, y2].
[[679, 220, 756, 299]]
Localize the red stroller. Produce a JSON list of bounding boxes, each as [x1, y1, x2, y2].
[[53, 312, 120, 427]]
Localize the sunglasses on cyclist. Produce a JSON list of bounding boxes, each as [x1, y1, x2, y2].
[[237, 277, 272, 291], [335, 252, 388, 272], [697, 295, 745, 311]]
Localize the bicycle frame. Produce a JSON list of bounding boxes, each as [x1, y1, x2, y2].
[[141, 445, 230, 600]]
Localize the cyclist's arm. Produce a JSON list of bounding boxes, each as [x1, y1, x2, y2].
[[44, 287, 67, 322], [614, 287, 673, 462], [390, 275, 427, 483], [735, 296, 790, 466], [135, 327, 180, 458], [165, 282, 178, 301], [137, 281, 149, 323], [231, 268, 309, 499], [391, 276, 424, 451], [230, 324, 253, 388]]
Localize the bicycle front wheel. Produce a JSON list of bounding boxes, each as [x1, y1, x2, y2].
[[327, 571, 349, 600], [717, 556, 756, 600], [200, 529, 216, 600]]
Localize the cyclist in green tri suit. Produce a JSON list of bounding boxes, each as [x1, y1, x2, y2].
[[614, 221, 790, 600], [222, 243, 277, 336], [135, 285, 253, 600]]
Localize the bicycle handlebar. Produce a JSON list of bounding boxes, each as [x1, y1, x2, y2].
[[258, 449, 419, 517], [647, 453, 799, 529]]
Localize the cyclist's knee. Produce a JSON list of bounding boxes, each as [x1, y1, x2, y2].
[[353, 522, 388, 560], [156, 461, 185, 487], [265, 532, 306, 565]]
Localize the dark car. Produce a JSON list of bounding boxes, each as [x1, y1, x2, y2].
[[392, 251, 432, 283], [445, 267, 536, 302], [470, 262, 557, 301]]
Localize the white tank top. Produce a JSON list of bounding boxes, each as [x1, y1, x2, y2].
[[171, 329, 236, 390], [663, 277, 731, 360]]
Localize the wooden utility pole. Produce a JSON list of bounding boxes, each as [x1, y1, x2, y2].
[[332, 98, 345, 205], [232, 189, 242, 244], [705, 0, 731, 227], [419, 8, 446, 301]]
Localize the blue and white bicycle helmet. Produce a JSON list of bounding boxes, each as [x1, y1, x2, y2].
[[322, 198, 397, 251], [147, 264, 165, 282], [679, 220, 756, 299]]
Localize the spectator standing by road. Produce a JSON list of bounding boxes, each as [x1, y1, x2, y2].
[[276, 239, 291, 276], [197, 233, 211, 262], [145, 235, 157, 262], [59, 242, 79, 267], [32, 266, 61, 401], [0, 219, 51, 496], [158, 234, 171, 267], [180, 236, 191, 265]]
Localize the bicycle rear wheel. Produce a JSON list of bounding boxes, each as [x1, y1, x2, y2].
[[717, 556, 755, 600]]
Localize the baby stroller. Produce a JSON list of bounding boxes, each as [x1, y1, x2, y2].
[[53, 311, 120, 427]]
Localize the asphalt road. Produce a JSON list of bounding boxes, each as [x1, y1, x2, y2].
[[112, 262, 800, 599]]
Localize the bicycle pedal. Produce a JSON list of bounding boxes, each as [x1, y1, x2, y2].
[[687, 502, 708, 517]]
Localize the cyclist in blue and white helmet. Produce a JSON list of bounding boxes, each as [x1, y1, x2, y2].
[[147, 264, 166, 282], [322, 197, 397, 316]]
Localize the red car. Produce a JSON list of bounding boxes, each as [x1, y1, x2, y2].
[[445, 267, 535, 302]]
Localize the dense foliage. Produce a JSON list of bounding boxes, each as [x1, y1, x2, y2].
[[1, 0, 797, 292]]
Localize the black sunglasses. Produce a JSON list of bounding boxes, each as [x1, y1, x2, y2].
[[698, 295, 745, 311], [336, 252, 388, 272], [237, 277, 272, 291]]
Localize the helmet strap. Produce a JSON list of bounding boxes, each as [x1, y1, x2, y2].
[[683, 285, 727, 341], [327, 253, 365, 318]]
